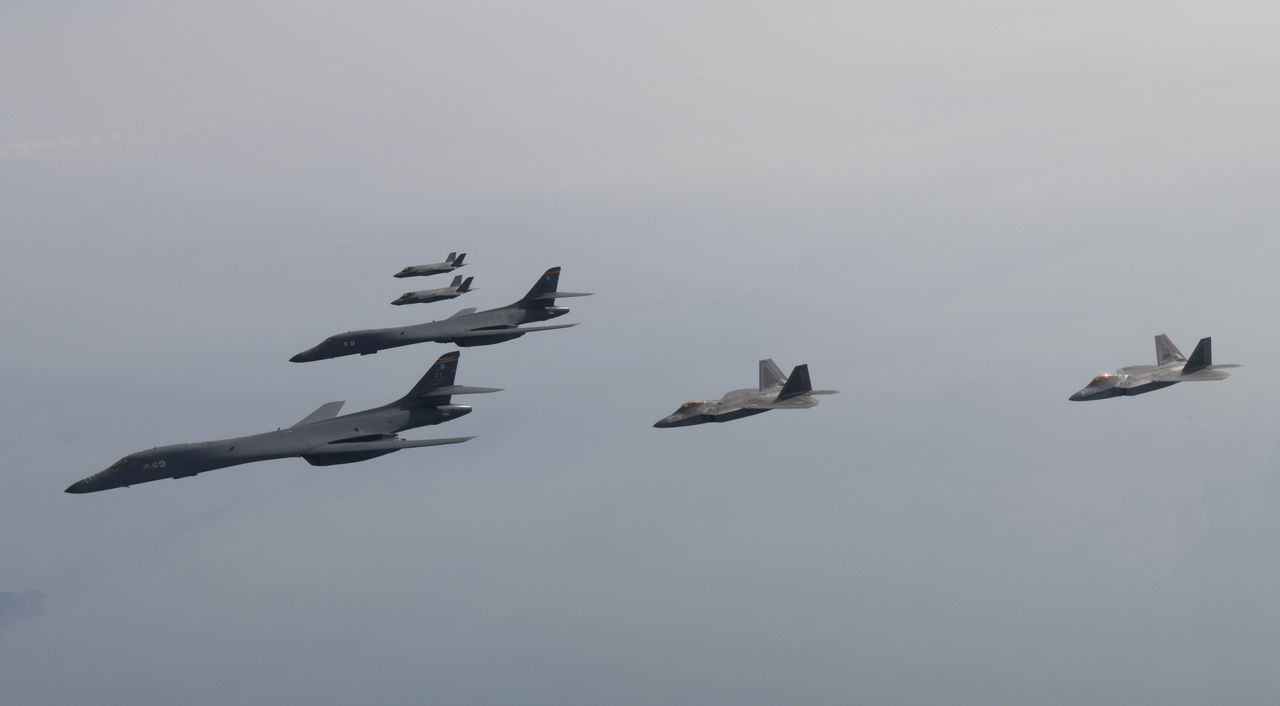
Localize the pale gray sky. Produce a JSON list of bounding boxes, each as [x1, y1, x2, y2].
[[3, 1, 1280, 704]]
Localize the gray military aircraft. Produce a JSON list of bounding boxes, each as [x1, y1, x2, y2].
[[1068, 334, 1240, 401], [654, 359, 837, 428], [395, 252, 466, 278], [65, 352, 496, 493], [392, 275, 475, 306], [290, 267, 590, 362]]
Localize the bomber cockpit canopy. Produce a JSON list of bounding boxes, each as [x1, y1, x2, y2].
[[108, 456, 134, 470], [1089, 372, 1119, 386]]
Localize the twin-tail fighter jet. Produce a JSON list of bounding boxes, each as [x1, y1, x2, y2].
[[65, 353, 496, 493], [392, 275, 475, 306], [290, 267, 591, 362], [395, 252, 466, 278], [1068, 334, 1240, 401], [654, 359, 837, 428]]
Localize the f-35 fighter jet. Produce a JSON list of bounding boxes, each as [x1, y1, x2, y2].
[[395, 252, 466, 278], [1069, 334, 1240, 401], [392, 275, 475, 306], [654, 359, 837, 428], [66, 352, 497, 493], [290, 267, 590, 362]]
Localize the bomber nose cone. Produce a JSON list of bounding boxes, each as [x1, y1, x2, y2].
[[65, 478, 92, 494], [289, 350, 314, 363]]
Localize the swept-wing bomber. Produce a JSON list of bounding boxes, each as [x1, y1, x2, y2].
[[392, 275, 475, 305], [654, 359, 837, 428], [66, 353, 497, 493], [395, 252, 466, 278], [1069, 334, 1240, 401], [291, 267, 590, 362]]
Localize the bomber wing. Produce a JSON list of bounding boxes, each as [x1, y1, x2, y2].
[[305, 436, 475, 455], [293, 400, 345, 427], [446, 323, 578, 339]]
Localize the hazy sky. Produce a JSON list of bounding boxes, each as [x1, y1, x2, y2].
[[3, 1, 1280, 704]]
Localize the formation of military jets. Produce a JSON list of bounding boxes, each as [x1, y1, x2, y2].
[[65, 249, 1242, 493]]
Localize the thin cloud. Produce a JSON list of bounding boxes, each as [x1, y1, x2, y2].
[[0, 591, 50, 632]]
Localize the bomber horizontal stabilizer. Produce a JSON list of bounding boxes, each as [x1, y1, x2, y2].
[[416, 385, 503, 397], [528, 291, 594, 301]]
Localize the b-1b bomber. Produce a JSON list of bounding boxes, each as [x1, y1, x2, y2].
[[1069, 334, 1240, 401], [654, 359, 837, 428], [65, 353, 495, 493], [291, 267, 591, 362]]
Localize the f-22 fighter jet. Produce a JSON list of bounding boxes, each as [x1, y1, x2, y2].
[[66, 353, 496, 493], [1069, 334, 1240, 401], [395, 252, 466, 278], [654, 359, 837, 428], [291, 267, 590, 362]]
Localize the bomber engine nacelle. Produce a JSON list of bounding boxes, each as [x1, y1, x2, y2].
[[302, 449, 400, 466]]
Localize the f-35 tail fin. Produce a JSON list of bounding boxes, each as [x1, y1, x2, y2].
[[459, 276, 475, 292], [452, 253, 467, 267], [1155, 334, 1185, 365], [445, 251, 457, 264], [759, 359, 786, 390], [449, 274, 463, 288], [1183, 337, 1213, 375]]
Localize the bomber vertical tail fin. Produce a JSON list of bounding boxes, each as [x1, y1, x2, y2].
[[759, 359, 786, 390], [401, 352, 502, 403], [1183, 337, 1213, 375], [1155, 334, 1185, 365]]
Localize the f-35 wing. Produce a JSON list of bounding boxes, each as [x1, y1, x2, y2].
[[293, 400, 345, 427]]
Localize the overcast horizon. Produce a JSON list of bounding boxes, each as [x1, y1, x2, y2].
[[4, 1, 1280, 704]]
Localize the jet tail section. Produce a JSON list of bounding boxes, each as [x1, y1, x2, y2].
[[777, 364, 814, 400], [459, 276, 475, 292], [405, 352, 460, 398], [452, 253, 466, 267], [449, 274, 463, 288], [445, 251, 457, 264], [759, 359, 786, 390], [1183, 337, 1212, 375], [402, 352, 501, 403], [1155, 334, 1185, 365]]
